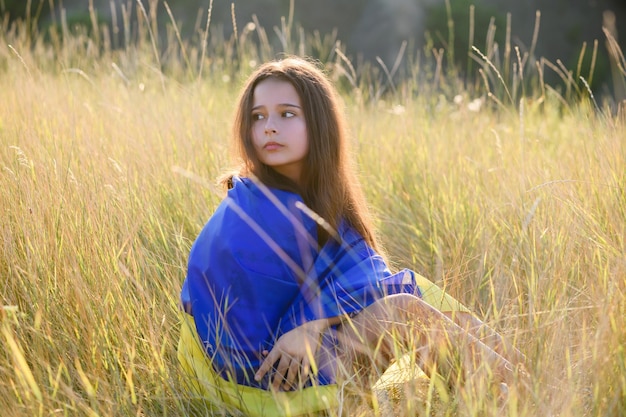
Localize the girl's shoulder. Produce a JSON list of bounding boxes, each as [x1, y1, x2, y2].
[[229, 175, 304, 202], [333, 219, 370, 251]]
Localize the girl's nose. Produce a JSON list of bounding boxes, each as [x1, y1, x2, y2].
[[264, 117, 277, 135], [264, 124, 277, 135]]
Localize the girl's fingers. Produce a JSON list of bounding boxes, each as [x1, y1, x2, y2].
[[255, 349, 277, 382], [300, 357, 311, 389], [272, 356, 290, 390], [283, 359, 300, 390], [301, 357, 310, 380]]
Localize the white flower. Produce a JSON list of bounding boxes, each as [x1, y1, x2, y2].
[[467, 98, 483, 112]]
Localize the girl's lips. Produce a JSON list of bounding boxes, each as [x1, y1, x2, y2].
[[264, 142, 282, 151]]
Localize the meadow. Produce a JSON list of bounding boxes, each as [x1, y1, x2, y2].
[[0, 3, 625, 416]]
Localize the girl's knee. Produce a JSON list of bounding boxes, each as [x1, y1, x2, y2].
[[369, 293, 452, 325], [363, 293, 419, 314], [377, 293, 433, 315], [381, 293, 421, 308]]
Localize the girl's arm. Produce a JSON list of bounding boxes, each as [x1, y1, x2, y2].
[[255, 316, 344, 391]]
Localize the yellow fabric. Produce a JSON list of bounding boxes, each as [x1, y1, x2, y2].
[[413, 274, 471, 314], [177, 273, 468, 417], [178, 313, 338, 417]]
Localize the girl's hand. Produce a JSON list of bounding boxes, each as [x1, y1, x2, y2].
[[254, 320, 329, 391]]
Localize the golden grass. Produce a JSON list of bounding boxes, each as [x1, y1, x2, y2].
[[1, 6, 625, 416]]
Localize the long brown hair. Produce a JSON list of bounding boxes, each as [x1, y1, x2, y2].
[[227, 57, 381, 252]]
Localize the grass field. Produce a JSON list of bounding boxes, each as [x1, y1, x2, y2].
[[1, 4, 625, 416]]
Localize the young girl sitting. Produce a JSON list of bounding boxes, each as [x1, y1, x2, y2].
[[178, 57, 526, 416]]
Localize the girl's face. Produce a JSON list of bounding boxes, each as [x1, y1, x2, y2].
[[251, 78, 308, 185]]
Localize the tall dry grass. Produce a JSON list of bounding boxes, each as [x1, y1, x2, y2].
[[1, 1, 625, 416]]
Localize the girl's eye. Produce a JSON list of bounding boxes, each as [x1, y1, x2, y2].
[[252, 113, 265, 121], [283, 111, 295, 118]]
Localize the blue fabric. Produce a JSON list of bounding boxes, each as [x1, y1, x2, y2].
[[181, 176, 418, 388]]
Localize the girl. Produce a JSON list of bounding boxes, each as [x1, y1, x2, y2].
[[178, 57, 526, 416]]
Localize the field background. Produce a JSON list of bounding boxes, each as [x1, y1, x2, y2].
[[1, 3, 625, 416]]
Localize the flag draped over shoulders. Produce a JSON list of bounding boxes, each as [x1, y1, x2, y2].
[[181, 176, 417, 388]]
